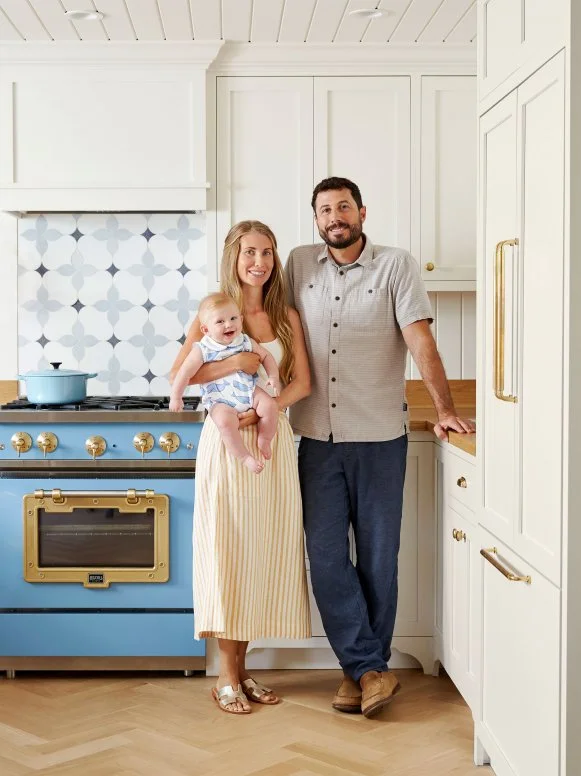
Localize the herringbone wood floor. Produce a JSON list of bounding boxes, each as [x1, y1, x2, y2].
[[0, 669, 492, 775]]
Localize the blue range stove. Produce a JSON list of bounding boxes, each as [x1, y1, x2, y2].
[[0, 396, 205, 678]]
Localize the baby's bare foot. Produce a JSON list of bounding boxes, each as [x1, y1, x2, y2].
[[242, 455, 264, 474], [257, 437, 272, 460]]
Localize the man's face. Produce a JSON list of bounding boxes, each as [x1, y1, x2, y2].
[[314, 188, 366, 250]]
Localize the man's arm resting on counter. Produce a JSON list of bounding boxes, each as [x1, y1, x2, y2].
[[402, 319, 476, 441]]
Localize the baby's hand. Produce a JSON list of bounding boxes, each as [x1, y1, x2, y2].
[[266, 377, 281, 397], [169, 397, 184, 412]]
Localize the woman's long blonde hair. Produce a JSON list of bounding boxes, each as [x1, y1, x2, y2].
[[220, 220, 295, 386]]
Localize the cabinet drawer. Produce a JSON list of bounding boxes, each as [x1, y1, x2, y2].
[[445, 450, 477, 512]]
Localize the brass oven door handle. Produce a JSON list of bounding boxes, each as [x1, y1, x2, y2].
[[493, 238, 519, 403], [480, 547, 531, 584], [34, 488, 156, 500]]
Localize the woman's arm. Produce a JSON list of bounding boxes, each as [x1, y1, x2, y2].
[[276, 307, 311, 411], [169, 315, 260, 385]]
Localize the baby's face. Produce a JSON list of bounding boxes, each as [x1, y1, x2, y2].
[[204, 302, 243, 345]]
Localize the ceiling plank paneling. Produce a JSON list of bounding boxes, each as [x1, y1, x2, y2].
[[0, 5, 22, 39], [445, 0, 476, 43], [190, 0, 221, 39], [307, 0, 349, 43], [361, 0, 412, 43], [390, 0, 444, 43], [28, 0, 79, 41], [278, 0, 316, 42], [222, 0, 252, 42], [334, 0, 382, 43], [98, 0, 136, 40], [0, 0, 50, 40], [125, 0, 164, 40], [420, 0, 473, 42], [251, 0, 284, 42], [59, 0, 107, 41], [158, 0, 193, 40]]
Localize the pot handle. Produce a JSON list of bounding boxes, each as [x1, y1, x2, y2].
[[50, 362, 62, 370], [86, 373, 98, 379]]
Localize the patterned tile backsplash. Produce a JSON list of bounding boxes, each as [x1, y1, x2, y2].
[[17, 213, 206, 396]]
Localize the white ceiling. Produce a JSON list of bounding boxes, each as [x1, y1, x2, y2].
[[0, 0, 476, 45]]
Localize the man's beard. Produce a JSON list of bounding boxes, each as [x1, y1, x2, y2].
[[319, 220, 363, 250]]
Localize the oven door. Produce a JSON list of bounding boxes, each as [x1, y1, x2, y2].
[[0, 474, 195, 609]]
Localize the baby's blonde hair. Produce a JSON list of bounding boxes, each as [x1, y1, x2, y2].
[[197, 292, 239, 325]]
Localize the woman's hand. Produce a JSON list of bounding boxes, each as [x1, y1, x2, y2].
[[233, 352, 261, 375], [238, 409, 259, 429]]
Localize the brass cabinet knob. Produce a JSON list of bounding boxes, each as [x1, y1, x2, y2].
[[11, 432, 32, 457], [159, 432, 180, 457], [85, 435, 106, 459], [133, 432, 154, 458], [37, 432, 58, 458], [457, 476, 467, 488], [453, 528, 466, 542], [425, 262, 435, 271]]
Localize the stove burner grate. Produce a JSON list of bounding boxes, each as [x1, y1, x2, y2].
[[0, 396, 201, 412]]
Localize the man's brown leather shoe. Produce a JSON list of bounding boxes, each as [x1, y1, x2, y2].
[[332, 673, 362, 714], [360, 670, 400, 718]]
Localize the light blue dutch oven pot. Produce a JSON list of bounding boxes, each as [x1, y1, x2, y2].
[[17, 362, 98, 404]]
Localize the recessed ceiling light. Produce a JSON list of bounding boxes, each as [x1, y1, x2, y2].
[[64, 10, 104, 22], [348, 8, 386, 20]]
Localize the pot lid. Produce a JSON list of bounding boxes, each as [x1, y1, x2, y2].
[[20, 362, 93, 378]]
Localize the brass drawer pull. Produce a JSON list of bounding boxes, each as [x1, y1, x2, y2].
[[480, 547, 531, 584], [457, 476, 467, 488]]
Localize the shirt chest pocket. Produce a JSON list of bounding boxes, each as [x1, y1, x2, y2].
[[345, 287, 389, 329], [299, 282, 330, 325]]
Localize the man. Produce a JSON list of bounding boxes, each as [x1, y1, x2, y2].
[[285, 177, 474, 718]]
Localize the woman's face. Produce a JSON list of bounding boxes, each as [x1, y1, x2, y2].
[[237, 231, 275, 288]]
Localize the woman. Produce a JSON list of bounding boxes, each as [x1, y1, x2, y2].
[[170, 220, 311, 714]]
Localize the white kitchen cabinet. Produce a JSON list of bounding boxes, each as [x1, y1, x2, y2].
[[479, 53, 565, 585], [477, 0, 566, 106], [435, 444, 478, 711], [476, 526, 560, 776], [215, 77, 314, 272], [0, 58, 220, 212], [313, 77, 411, 254], [420, 77, 477, 284]]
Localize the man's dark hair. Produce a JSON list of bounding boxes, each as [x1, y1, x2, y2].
[[311, 177, 363, 212]]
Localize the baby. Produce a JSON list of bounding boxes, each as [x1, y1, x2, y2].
[[169, 292, 281, 474]]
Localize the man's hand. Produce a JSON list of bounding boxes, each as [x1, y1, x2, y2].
[[238, 409, 259, 429], [433, 414, 475, 441], [234, 352, 261, 375]]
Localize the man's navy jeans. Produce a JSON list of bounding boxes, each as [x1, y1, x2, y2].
[[298, 434, 408, 681]]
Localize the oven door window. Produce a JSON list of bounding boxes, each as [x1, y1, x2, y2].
[[24, 492, 169, 587], [38, 507, 155, 567]]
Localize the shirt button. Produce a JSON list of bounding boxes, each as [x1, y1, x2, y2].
[[339, 271, 344, 276], [368, 289, 373, 294], [331, 377, 336, 382], [331, 403, 336, 408], [309, 284, 313, 288], [331, 349, 336, 354], [335, 296, 340, 301], [333, 323, 338, 328]]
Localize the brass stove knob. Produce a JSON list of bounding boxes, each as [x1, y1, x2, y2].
[[159, 432, 180, 457], [37, 432, 58, 458], [11, 431, 32, 457], [85, 435, 106, 459], [133, 432, 154, 458]]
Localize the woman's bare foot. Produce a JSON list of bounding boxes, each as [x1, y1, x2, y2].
[[257, 436, 272, 460], [215, 673, 251, 713], [242, 455, 264, 474]]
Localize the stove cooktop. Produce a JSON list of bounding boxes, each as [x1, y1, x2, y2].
[[0, 396, 201, 412]]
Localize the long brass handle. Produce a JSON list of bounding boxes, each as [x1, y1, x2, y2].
[[494, 238, 519, 403], [480, 547, 531, 584], [34, 489, 155, 501]]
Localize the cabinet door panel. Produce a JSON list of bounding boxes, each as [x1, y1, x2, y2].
[[314, 77, 410, 252], [515, 53, 565, 584], [479, 527, 560, 776], [479, 92, 518, 544], [420, 77, 476, 282], [216, 77, 314, 269]]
